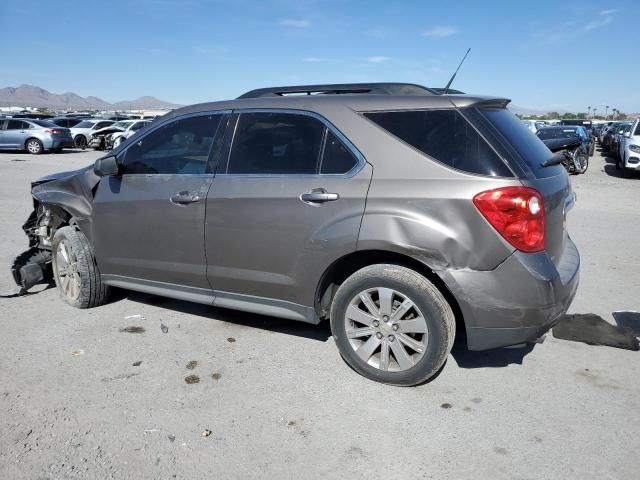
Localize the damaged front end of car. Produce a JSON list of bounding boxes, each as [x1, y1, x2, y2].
[[11, 166, 100, 294]]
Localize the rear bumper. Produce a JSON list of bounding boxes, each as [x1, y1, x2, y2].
[[439, 237, 580, 350], [51, 138, 74, 149]]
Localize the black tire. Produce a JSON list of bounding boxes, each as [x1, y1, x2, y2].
[[330, 264, 455, 386], [74, 135, 87, 149], [576, 153, 588, 174], [589, 142, 595, 156], [51, 226, 109, 309], [25, 138, 43, 155]]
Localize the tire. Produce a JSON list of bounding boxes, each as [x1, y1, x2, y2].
[[25, 138, 43, 155], [589, 142, 595, 156], [51, 226, 110, 309], [74, 135, 87, 149], [330, 264, 455, 386]]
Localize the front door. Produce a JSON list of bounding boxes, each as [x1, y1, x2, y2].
[[205, 111, 372, 312], [4, 120, 30, 149], [92, 112, 228, 290]]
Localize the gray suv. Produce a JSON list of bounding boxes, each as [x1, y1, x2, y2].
[[11, 83, 579, 385]]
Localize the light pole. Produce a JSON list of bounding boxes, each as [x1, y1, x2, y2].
[[605, 105, 610, 119], [587, 106, 591, 119], [593, 108, 597, 119]]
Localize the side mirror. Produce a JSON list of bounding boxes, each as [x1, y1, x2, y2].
[[94, 155, 120, 177]]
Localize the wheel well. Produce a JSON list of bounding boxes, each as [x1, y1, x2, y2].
[[315, 250, 466, 341], [24, 137, 42, 148]]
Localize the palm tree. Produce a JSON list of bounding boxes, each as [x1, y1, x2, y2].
[[587, 106, 591, 118], [605, 105, 610, 119], [593, 108, 598, 119]]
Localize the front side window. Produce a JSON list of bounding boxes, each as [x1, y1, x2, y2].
[[121, 114, 222, 175], [94, 121, 113, 130], [227, 112, 324, 175], [365, 109, 512, 177]]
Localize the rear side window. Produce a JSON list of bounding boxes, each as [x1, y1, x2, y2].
[[479, 108, 562, 179], [228, 112, 324, 174], [364, 109, 512, 177], [635, 122, 640, 136], [321, 130, 358, 174]]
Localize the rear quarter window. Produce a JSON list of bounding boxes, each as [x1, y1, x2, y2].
[[363, 109, 513, 177], [478, 108, 563, 179]]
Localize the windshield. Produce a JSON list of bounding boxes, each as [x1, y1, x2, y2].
[[75, 121, 94, 128], [112, 121, 133, 129], [537, 128, 580, 140], [30, 120, 57, 128]]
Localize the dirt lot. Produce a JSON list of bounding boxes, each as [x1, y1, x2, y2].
[[0, 147, 638, 480]]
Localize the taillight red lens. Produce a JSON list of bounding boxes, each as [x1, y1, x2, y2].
[[45, 129, 64, 134], [473, 186, 545, 253]]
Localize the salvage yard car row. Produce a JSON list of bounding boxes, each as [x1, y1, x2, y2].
[[0, 113, 154, 154]]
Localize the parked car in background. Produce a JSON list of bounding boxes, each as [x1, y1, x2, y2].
[[108, 120, 151, 148], [522, 119, 538, 133], [69, 119, 115, 148], [0, 118, 73, 154], [101, 115, 131, 121], [48, 117, 84, 128], [614, 122, 634, 161], [536, 125, 589, 174], [558, 119, 594, 155], [10, 82, 580, 386], [10, 113, 55, 120], [617, 119, 640, 174], [88, 120, 151, 150], [601, 122, 624, 150]]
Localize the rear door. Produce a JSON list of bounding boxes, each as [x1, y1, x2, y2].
[[92, 112, 228, 289], [205, 110, 372, 310]]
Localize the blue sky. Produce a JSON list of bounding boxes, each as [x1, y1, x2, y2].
[[1, 0, 639, 112]]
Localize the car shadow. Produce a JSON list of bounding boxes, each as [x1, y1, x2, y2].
[[0, 149, 86, 155], [118, 290, 333, 342], [450, 336, 536, 369], [603, 164, 639, 179]]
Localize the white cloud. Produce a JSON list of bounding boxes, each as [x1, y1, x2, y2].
[[302, 57, 334, 63], [421, 26, 459, 38], [364, 56, 391, 63], [280, 19, 311, 28], [599, 8, 618, 16], [584, 15, 612, 30]]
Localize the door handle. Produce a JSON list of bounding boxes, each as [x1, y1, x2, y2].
[[170, 191, 200, 205], [299, 189, 339, 204]]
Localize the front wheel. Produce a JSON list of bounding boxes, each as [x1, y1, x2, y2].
[[52, 226, 110, 308], [330, 264, 455, 386], [74, 135, 87, 149], [574, 150, 589, 174]]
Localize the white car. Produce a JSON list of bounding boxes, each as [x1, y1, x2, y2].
[[617, 119, 640, 174], [110, 120, 151, 148], [69, 119, 115, 148], [521, 120, 538, 133]]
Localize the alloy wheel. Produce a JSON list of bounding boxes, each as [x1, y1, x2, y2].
[[344, 287, 428, 372], [55, 239, 81, 301]]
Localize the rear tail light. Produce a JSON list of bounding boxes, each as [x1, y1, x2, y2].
[[45, 129, 65, 135], [473, 186, 545, 253]]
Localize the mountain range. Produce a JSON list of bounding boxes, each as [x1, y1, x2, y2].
[[0, 84, 182, 110]]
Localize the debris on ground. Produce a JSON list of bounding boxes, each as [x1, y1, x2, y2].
[[227, 337, 236, 343], [441, 403, 453, 409], [125, 314, 146, 320], [202, 429, 212, 437], [184, 375, 200, 384], [168, 435, 176, 442], [132, 361, 142, 367], [71, 349, 85, 356], [119, 326, 146, 334], [553, 314, 640, 351], [211, 372, 222, 381], [186, 361, 198, 370], [160, 322, 169, 333]]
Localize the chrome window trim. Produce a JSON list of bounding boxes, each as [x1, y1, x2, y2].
[[220, 108, 366, 178]]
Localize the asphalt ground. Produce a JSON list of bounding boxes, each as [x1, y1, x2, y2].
[[0, 146, 638, 479]]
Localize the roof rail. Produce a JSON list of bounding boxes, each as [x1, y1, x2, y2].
[[237, 82, 439, 99]]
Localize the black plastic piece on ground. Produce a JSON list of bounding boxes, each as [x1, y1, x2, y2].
[[10, 247, 52, 293], [553, 314, 640, 351]]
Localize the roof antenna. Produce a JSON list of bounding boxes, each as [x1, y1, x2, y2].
[[443, 48, 471, 94]]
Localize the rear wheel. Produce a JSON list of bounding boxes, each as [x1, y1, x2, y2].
[[574, 150, 588, 174], [330, 264, 455, 386], [52, 226, 110, 309], [25, 138, 43, 155]]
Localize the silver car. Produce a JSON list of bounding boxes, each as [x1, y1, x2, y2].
[[0, 118, 74, 154], [11, 82, 580, 386], [69, 119, 115, 148]]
